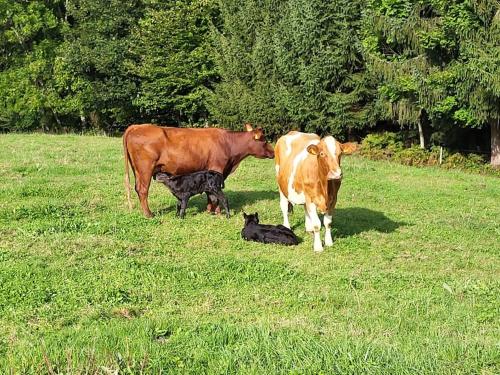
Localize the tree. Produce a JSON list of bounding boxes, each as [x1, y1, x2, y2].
[[127, 0, 218, 125], [453, 1, 500, 166], [362, 0, 500, 165], [0, 0, 65, 131], [210, 0, 373, 139], [54, 0, 142, 131]]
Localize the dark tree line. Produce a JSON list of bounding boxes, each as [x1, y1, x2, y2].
[[0, 0, 499, 165]]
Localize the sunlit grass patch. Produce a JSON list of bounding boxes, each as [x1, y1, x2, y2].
[[0, 133, 498, 373]]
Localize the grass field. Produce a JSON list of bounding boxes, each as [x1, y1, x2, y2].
[[0, 133, 499, 374]]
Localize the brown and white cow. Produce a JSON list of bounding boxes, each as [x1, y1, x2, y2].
[[275, 131, 356, 252], [124, 123, 274, 218]]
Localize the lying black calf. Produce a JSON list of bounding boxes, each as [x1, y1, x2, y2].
[[241, 212, 298, 245], [155, 171, 230, 218]]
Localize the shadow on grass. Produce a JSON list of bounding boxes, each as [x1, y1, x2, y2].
[[156, 190, 402, 239], [290, 207, 404, 237], [335, 207, 404, 237]]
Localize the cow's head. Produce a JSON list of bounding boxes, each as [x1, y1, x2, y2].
[[306, 137, 357, 181], [244, 123, 275, 159]]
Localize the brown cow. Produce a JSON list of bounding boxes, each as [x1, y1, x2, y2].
[[275, 131, 356, 252], [123, 123, 274, 217]]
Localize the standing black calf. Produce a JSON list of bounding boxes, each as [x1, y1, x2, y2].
[[155, 171, 230, 218], [241, 212, 299, 245]]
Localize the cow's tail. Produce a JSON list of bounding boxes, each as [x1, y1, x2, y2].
[[123, 129, 133, 210]]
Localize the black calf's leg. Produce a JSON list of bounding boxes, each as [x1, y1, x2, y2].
[[176, 200, 181, 216], [179, 195, 190, 219], [206, 192, 219, 213], [215, 191, 230, 218]]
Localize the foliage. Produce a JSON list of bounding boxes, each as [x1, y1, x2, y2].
[[361, 132, 404, 155], [0, 0, 498, 165], [361, 131, 500, 174], [362, 0, 500, 153], [54, 0, 142, 130], [0, 0, 64, 131], [127, 0, 219, 126], [209, 0, 375, 138], [0, 133, 499, 372]]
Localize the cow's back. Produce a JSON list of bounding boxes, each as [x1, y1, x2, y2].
[[125, 124, 230, 175], [275, 131, 320, 202]]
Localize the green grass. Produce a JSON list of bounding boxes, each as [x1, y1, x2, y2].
[[0, 133, 498, 374]]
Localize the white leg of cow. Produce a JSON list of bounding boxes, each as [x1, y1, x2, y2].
[[324, 212, 333, 247], [306, 202, 323, 252], [279, 190, 291, 229], [304, 207, 314, 232]]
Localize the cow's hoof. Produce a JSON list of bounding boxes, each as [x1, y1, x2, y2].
[[314, 246, 324, 253], [324, 238, 334, 247]]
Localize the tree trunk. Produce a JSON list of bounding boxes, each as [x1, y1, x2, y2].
[[491, 118, 500, 167], [417, 121, 425, 149]]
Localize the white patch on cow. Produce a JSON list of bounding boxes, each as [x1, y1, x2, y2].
[[304, 211, 313, 232], [279, 189, 290, 228], [324, 136, 342, 178], [324, 136, 337, 157], [324, 213, 333, 246], [275, 164, 280, 175], [287, 140, 319, 205], [285, 133, 303, 156]]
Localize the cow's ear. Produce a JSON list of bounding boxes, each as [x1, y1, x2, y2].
[[253, 128, 263, 140], [244, 123, 253, 132], [340, 142, 357, 155], [307, 144, 319, 155]]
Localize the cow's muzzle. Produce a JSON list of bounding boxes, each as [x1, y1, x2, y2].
[[327, 170, 343, 180]]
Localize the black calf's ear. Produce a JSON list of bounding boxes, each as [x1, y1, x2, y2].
[[243, 212, 247, 218], [254, 213, 259, 220]]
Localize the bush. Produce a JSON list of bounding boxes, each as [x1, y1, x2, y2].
[[361, 132, 403, 154], [442, 153, 485, 170], [360, 132, 499, 176], [392, 145, 439, 166]]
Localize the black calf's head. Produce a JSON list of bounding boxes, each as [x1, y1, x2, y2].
[[243, 212, 259, 226], [155, 172, 172, 183]]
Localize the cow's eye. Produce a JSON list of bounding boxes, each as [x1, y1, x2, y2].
[[320, 152, 325, 157]]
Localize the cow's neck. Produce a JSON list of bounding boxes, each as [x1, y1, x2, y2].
[[226, 132, 254, 174], [314, 176, 330, 212]]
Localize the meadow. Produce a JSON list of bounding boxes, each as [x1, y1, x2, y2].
[[0, 133, 498, 374]]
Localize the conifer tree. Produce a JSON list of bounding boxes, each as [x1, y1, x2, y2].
[[210, 0, 373, 138]]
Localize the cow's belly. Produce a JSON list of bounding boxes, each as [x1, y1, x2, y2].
[[286, 181, 306, 205], [157, 150, 224, 176]]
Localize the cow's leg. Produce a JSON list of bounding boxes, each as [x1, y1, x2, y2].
[[324, 210, 334, 247], [179, 195, 189, 219], [215, 191, 230, 218], [279, 190, 290, 229], [134, 164, 154, 218], [305, 202, 323, 252], [304, 208, 314, 232], [206, 193, 216, 213]]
